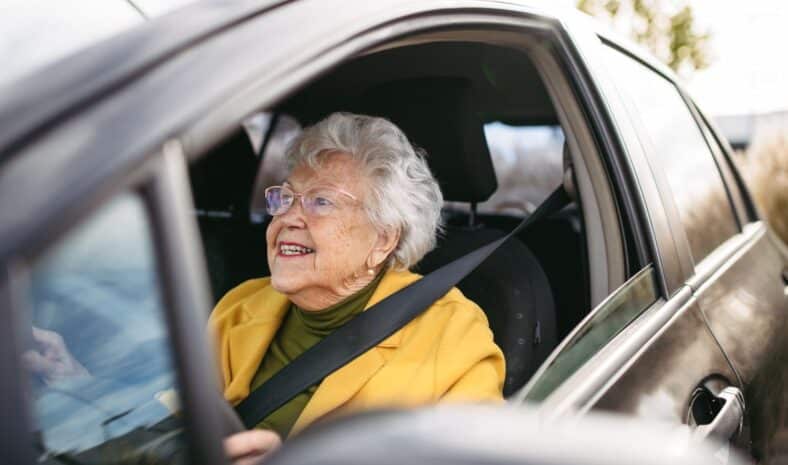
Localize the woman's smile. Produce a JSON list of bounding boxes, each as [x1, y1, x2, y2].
[[276, 241, 315, 257]]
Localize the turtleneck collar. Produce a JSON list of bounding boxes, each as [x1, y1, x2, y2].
[[290, 270, 385, 337]]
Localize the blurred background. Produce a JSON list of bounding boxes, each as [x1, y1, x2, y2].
[[570, 0, 788, 255]]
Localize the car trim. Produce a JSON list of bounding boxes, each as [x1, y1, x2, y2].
[[512, 265, 658, 403], [691, 101, 759, 224], [681, 91, 746, 232], [581, 52, 679, 295], [0, 267, 38, 465], [148, 142, 230, 465], [687, 221, 767, 293], [526, 43, 625, 303], [539, 286, 692, 416]]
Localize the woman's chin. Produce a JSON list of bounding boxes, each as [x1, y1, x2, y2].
[[270, 273, 305, 296]]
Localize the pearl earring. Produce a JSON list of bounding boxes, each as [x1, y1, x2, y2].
[[367, 268, 375, 276]]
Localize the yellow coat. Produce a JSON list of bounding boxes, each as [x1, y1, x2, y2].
[[209, 269, 505, 435]]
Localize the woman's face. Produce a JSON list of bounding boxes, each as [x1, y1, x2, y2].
[[266, 153, 392, 309]]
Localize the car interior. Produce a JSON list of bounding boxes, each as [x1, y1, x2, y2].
[[188, 40, 598, 397]]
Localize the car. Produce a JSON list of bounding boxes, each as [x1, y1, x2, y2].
[[1, 1, 786, 464], [264, 404, 750, 465]]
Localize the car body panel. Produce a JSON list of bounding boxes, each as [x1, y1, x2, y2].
[[589, 298, 740, 423], [691, 223, 788, 459], [0, 0, 289, 160]]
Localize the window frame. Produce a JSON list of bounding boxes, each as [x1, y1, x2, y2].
[[181, 22, 638, 308], [516, 265, 658, 403], [678, 89, 745, 232], [0, 145, 227, 465], [176, 8, 648, 403]]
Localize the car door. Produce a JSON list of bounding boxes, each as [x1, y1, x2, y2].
[[684, 99, 788, 461], [0, 43, 231, 465], [514, 20, 751, 456], [598, 38, 787, 461]]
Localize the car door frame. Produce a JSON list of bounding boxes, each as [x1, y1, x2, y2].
[[513, 16, 748, 428], [0, 140, 228, 464]]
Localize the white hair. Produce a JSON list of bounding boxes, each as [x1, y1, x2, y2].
[[285, 112, 444, 270]]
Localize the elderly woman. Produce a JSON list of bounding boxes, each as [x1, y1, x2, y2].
[[213, 112, 504, 460]]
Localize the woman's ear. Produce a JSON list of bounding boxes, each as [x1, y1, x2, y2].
[[368, 227, 401, 269]]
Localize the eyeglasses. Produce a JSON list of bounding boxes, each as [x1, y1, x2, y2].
[[264, 184, 358, 217]]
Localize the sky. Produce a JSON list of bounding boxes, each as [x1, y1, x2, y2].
[[563, 0, 788, 116], [684, 0, 788, 116], [1, 0, 787, 117]]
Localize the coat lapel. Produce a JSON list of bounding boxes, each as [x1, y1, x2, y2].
[[224, 287, 290, 404], [291, 342, 386, 432], [291, 269, 422, 432]]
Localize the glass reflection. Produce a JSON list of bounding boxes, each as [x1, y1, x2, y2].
[[524, 267, 657, 402], [23, 194, 186, 461]]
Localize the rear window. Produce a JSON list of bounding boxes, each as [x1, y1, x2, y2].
[[479, 123, 565, 215], [602, 46, 739, 263]]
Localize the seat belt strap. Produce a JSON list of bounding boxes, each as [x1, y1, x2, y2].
[[234, 186, 571, 428]]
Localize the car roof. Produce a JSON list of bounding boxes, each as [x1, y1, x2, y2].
[[0, 0, 612, 162], [0, 0, 204, 91], [0, 0, 288, 161]]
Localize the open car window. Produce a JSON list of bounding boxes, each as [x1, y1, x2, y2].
[[189, 36, 617, 398], [20, 193, 186, 461]]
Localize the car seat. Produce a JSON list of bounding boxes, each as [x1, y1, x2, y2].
[[361, 78, 558, 395]]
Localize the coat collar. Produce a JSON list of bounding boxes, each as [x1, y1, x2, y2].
[[224, 269, 423, 431]]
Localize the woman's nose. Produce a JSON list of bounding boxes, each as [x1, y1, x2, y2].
[[278, 199, 308, 227]]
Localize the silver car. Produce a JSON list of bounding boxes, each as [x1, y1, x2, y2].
[[1, 1, 786, 464]]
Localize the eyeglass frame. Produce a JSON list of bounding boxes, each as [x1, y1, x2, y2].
[[264, 184, 359, 217]]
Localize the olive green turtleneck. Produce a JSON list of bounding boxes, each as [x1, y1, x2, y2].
[[250, 272, 384, 437]]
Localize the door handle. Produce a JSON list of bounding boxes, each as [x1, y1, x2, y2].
[[691, 386, 744, 441]]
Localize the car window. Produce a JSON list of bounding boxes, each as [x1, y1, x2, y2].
[[21, 193, 187, 460], [692, 108, 750, 224], [521, 266, 657, 402], [478, 123, 565, 215], [601, 46, 739, 264]]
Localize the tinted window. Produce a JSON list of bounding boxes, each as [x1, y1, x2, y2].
[[22, 194, 186, 461], [602, 46, 738, 263]]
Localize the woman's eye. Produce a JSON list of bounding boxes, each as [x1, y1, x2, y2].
[[313, 197, 334, 207]]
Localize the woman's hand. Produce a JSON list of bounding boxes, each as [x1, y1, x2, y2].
[[23, 326, 89, 385], [224, 429, 282, 465]]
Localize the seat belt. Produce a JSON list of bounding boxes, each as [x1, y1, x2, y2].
[[234, 185, 571, 428]]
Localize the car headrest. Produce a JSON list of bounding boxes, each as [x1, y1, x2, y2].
[[360, 78, 497, 203], [190, 129, 258, 219]]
